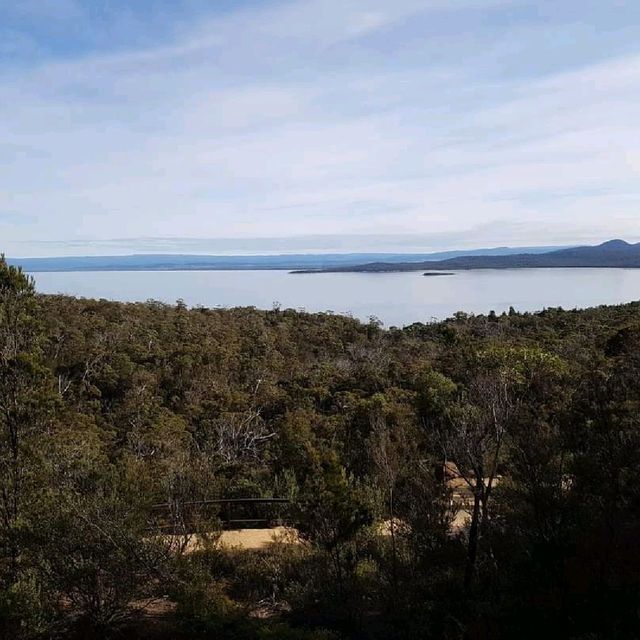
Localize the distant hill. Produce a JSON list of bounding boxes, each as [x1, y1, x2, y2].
[[291, 240, 640, 273], [7, 245, 570, 272]]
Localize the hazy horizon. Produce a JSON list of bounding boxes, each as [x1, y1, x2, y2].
[[5, 236, 581, 259]]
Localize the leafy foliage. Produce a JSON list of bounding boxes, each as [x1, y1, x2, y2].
[[0, 255, 639, 638]]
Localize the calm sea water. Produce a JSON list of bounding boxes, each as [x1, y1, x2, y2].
[[33, 269, 640, 327]]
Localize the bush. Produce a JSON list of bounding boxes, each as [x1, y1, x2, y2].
[[0, 570, 58, 639]]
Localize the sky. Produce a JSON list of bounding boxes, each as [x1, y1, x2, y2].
[[1, 0, 640, 257]]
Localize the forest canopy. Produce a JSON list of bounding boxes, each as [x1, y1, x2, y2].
[[0, 256, 639, 639]]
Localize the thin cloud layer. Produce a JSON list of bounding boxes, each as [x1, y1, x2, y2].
[[1, 0, 640, 256]]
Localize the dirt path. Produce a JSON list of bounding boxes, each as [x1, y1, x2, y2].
[[162, 526, 301, 553]]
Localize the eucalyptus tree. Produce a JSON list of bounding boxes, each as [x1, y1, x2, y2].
[[0, 258, 53, 581]]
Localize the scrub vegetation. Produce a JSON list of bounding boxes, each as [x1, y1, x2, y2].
[[0, 256, 638, 639]]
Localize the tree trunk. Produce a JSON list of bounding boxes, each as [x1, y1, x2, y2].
[[389, 488, 398, 594], [464, 480, 482, 593]]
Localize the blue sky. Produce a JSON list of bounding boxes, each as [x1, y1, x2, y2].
[[2, 0, 640, 256]]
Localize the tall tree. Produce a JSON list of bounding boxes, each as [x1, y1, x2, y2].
[[0, 257, 53, 583]]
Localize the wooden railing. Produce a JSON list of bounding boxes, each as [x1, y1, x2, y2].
[[150, 497, 291, 531]]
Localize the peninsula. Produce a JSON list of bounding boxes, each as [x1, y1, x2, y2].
[[291, 240, 640, 273]]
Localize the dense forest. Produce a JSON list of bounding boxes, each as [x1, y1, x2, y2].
[[0, 256, 639, 639]]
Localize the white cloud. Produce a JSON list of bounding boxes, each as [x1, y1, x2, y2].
[[1, 0, 640, 256]]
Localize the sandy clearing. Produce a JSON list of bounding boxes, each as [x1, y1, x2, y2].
[[161, 526, 301, 553], [220, 526, 300, 550]]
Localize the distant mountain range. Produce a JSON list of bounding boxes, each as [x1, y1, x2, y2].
[[11, 241, 638, 273], [7, 245, 570, 272], [293, 240, 640, 273]]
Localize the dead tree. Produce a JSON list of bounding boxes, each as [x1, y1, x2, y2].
[[439, 370, 516, 592]]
